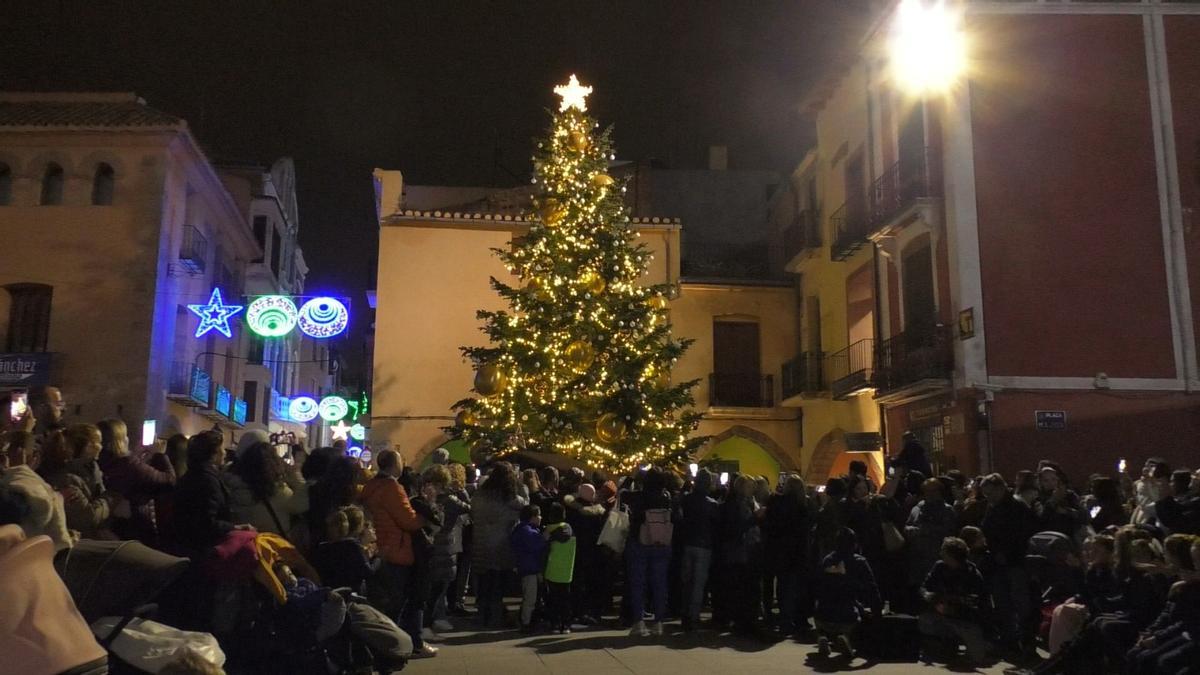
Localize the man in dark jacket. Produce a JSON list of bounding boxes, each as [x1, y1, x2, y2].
[[919, 537, 992, 666], [1154, 469, 1200, 535], [679, 469, 720, 630], [764, 474, 811, 634], [171, 431, 247, 558], [979, 473, 1039, 655]]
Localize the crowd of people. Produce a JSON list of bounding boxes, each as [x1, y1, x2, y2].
[[3, 386, 1200, 674]]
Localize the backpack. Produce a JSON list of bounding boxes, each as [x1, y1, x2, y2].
[[638, 508, 673, 547]]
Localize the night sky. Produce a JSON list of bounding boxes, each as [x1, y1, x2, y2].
[[4, 0, 870, 381]]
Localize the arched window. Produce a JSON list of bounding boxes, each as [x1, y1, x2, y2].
[[0, 164, 11, 205], [40, 163, 64, 205], [91, 163, 114, 205]]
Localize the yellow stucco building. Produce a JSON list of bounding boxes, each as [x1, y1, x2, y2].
[[369, 169, 806, 484]]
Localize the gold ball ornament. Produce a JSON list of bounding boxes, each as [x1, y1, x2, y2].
[[539, 199, 566, 227], [474, 363, 508, 397], [592, 173, 615, 188], [596, 413, 627, 445], [455, 409, 478, 427], [525, 278, 552, 303], [647, 295, 669, 311], [564, 340, 596, 374], [579, 271, 606, 295], [569, 131, 590, 151]]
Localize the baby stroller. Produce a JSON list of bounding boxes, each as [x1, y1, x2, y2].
[[236, 533, 408, 674], [54, 538, 222, 674], [1024, 530, 1083, 646]]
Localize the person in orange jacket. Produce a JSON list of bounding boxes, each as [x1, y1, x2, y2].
[[361, 449, 438, 659]]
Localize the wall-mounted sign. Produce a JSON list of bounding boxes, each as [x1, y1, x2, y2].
[[845, 432, 883, 453], [215, 385, 232, 417], [0, 353, 52, 387], [1035, 410, 1066, 431], [190, 367, 212, 407], [958, 307, 975, 340]]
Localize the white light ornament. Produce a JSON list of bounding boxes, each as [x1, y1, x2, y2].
[[246, 295, 299, 338], [330, 420, 352, 441], [289, 396, 319, 423], [297, 297, 349, 339], [318, 395, 349, 422], [554, 74, 592, 112], [889, 0, 967, 95]]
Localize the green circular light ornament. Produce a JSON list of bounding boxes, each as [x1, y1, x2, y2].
[[246, 295, 299, 337], [349, 423, 366, 441], [318, 395, 349, 422]]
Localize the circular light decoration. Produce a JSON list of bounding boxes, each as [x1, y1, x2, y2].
[[346, 445, 363, 459], [289, 396, 319, 423], [318, 395, 349, 422], [350, 423, 366, 441], [360, 449, 373, 465], [298, 297, 349, 339], [246, 295, 298, 338]]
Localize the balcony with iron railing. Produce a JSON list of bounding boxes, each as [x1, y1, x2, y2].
[[709, 373, 775, 408], [781, 352, 825, 400], [782, 209, 821, 264], [831, 146, 941, 262], [830, 200, 872, 262], [870, 146, 941, 235], [874, 324, 954, 396], [826, 338, 875, 400], [166, 361, 211, 408], [179, 225, 208, 274]]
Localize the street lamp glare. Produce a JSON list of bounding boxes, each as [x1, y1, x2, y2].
[[889, 0, 967, 95]]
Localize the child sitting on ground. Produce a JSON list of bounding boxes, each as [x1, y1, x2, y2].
[[543, 502, 577, 634], [510, 505, 547, 633]]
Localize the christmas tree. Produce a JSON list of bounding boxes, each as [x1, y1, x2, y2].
[[451, 75, 703, 473]]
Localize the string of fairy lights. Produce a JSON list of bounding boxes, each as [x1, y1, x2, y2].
[[451, 75, 704, 473]]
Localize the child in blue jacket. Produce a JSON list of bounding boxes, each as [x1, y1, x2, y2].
[[510, 504, 546, 633]]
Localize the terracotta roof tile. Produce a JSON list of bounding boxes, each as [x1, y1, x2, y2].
[[0, 97, 184, 129]]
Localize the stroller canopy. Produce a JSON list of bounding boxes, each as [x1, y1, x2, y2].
[[54, 538, 190, 624]]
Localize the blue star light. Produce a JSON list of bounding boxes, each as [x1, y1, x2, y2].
[[188, 288, 244, 339]]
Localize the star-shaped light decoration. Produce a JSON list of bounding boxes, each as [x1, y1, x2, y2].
[[188, 288, 244, 339], [330, 420, 352, 441], [554, 74, 592, 112]]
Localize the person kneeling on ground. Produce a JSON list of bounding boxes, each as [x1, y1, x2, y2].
[[812, 527, 882, 658], [918, 536, 993, 666]]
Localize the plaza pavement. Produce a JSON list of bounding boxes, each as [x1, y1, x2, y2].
[[407, 620, 1015, 675]]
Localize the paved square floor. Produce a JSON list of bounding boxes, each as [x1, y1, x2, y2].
[[408, 619, 1015, 674]]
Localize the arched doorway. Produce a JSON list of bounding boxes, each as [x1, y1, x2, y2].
[[693, 425, 797, 488], [418, 438, 472, 469], [806, 427, 884, 486]]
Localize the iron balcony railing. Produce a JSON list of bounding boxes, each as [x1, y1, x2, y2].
[[166, 361, 211, 408], [870, 146, 941, 230], [709, 373, 775, 408], [179, 225, 208, 274], [874, 324, 954, 394], [782, 210, 821, 261], [827, 338, 875, 400], [831, 146, 941, 262], [781, 352, 825, 399], [830, 199, 872, 261]]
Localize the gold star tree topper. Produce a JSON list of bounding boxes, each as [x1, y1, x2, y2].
[[554, 74, 593, 112]]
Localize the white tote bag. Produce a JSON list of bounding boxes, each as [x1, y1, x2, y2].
[[597, 500, 630, 554]]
